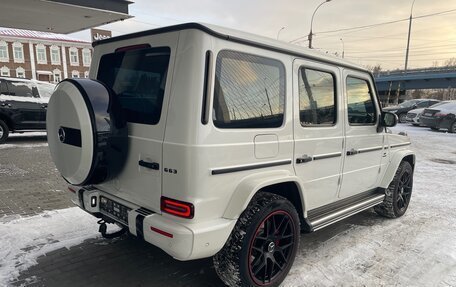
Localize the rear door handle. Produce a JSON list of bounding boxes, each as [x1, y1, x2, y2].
[[296, 155, 313, 164], [346, 148, 359, 156], [138, 160, 159, 170]]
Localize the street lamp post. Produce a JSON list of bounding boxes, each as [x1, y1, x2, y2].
[[404, 0, 416, 73], [308, 0, 332, 49], [340, 38, 345, 58], [277, 27, 286, 40]]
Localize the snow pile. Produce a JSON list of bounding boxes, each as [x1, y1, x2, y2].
[[0, 208, 100, 286]]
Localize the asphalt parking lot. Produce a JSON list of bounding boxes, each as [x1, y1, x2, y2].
[[1, 126, 456, 287]]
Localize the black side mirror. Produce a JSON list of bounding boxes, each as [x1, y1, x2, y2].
[[377, 112, 397, 132]]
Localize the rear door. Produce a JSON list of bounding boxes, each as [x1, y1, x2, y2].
[[293, 59, 344, 210], [339, 70, 384, 198], [95, 33, 178, 212]]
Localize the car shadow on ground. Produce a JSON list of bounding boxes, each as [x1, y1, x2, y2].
[[14, 209, 382, 287], [5, 134, 47, 144]]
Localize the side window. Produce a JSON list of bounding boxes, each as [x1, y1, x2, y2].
[[346, 77, 376, 125], [213, 50, 285, 129], [416, 101, 428, 108], [299, 68, 336, 126], [7, 80, 33, 98]]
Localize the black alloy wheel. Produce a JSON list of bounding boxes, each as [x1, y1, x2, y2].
[[395, 168, 412, 213], [248, 211, 296, 285], [399, 113, 407, 123]]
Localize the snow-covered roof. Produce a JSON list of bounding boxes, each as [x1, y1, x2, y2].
[[0, 28, 90, 44]]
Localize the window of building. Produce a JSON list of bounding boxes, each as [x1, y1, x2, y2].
[[69, 47, 79, 66], [50, 46, 60, 65], [84, 71, 89, 78], [71, 70, 79, 78], [0, 41, 9, 62], [53, 69, 61, 83], [346, 77, 377, 125], [16, 67, 25, 78], [1, 66, 10, 77], [36, 44, 47, 64], [299, 68, 336, 126], [213, 50, 286, 129], [13, 42, 24, 63], [82, 48, 91, 67]]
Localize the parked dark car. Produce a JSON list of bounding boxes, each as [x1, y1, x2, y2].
[[420, 101, 456, 133], [383, 99, 440, 123], [0, 77, 55, 143]]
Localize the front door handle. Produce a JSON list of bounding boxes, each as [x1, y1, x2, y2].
[[296, 155, 313, 164], [346, 148, 359, 156], [138, 160, 159, 170]]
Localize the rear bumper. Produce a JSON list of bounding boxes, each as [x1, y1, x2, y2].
[[70, 186, 236, 261], [419, 116, 439, 128]]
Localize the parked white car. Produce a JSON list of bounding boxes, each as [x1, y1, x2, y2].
[[46, 23, 415, 287], [406, 101, 450, 126]]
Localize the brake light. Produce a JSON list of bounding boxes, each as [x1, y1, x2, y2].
[[161, 197, 194, 219], [115, 44, 151, 53], [435, 113, 448, 117]]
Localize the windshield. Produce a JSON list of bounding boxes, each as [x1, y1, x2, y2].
[[398, 100, 421, 108], [36, 82, 56, 98]]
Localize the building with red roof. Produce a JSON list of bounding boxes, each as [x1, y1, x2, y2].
[[0, 28, 92, 82]]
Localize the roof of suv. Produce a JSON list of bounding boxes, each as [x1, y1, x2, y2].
[[93, 22, 369, 74], [0, 76, 53, 85]]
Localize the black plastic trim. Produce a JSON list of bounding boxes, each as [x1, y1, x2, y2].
[[201, 50, 212, 125], [307, 188, 383, 220], [211, 160, 292, 175], [313, 152, 342, 161], [136, 214, 145, 240], [390, 142, 411, 148], [138, 160, 159, 170], [59, 126, 81, 147], [92, 23, 369, 74]]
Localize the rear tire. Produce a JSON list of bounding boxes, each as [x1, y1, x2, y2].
[[375, 161, 413, 218], [214, 192, 300, 287], [0, 119, 9, 144]]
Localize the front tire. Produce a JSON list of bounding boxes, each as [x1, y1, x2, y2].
[[0, 119, 9, 144], [398, 113, 407, 123], [375, 161, 413, 218], [214, 192, 300, 287]]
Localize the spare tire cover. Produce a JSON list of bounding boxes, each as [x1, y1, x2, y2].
[[47, 79, 127, 186]]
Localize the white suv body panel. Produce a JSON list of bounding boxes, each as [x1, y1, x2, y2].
[[70, 25, 414, 261]]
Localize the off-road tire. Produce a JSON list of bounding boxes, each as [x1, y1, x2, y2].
[[0, 119, 9, 144], [375, 161, 413, 218], [213, 192, 300, 287]]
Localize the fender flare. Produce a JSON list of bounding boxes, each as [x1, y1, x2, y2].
[[379, 148, 415, 188], [222, 169, 306, 220]]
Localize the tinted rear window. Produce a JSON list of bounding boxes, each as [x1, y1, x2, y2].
[[97, 47, 170, 125], [7, 80, 34, 98]]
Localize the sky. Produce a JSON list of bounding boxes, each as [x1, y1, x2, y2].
[[70, 0, 456, 71]]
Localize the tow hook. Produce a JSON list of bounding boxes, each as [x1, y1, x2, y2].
[[97, 219, 128, 239]]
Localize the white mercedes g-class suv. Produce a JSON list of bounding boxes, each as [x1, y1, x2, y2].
[[47, 23, 415, 287]]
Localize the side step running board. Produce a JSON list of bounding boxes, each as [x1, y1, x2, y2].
[[308, 193, 385, 231]]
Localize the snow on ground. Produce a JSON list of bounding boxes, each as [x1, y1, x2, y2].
[[0, 132, 47, 150], [284, 125, 456, 287], [1, 125, 455, 286], [0, 208, 100, 286], [8, 132, 47, 138]]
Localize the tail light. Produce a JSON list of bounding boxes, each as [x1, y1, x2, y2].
[[435, 113, 448, 117], [161, 196, 194, 219]]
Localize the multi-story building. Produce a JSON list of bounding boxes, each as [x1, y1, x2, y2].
[[0, 28, 92, 83]]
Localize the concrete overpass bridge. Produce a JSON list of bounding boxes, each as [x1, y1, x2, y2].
[[374, 67, 456, 104]]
